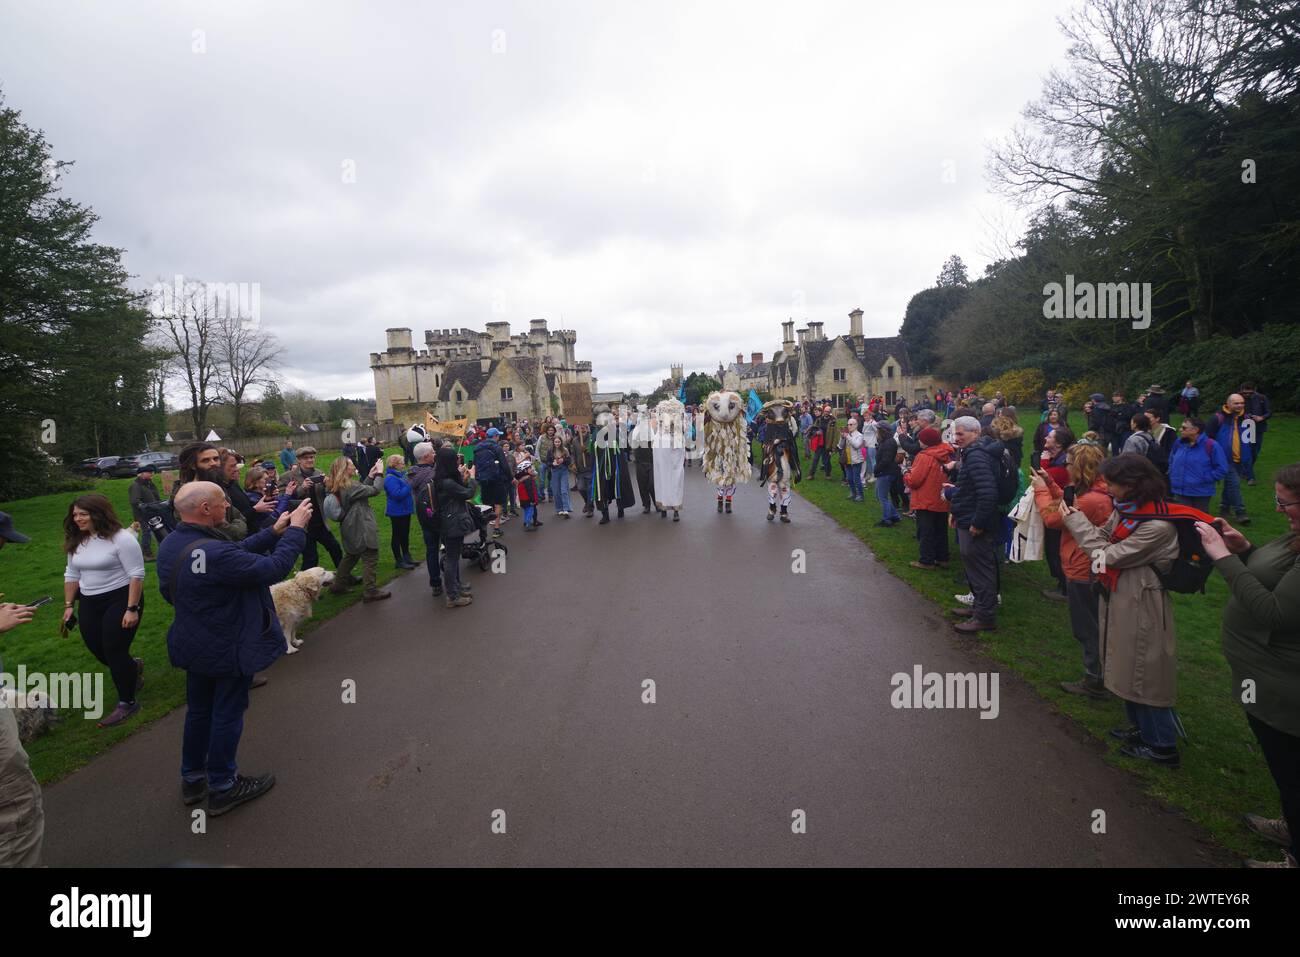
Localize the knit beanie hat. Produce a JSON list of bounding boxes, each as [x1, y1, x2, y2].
[[918, 427, 941, 447]]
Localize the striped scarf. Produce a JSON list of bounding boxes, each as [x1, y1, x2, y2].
[[1097, 499, 1214, 593]]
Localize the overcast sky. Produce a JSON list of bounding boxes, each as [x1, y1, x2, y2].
[[1, 0, 1076, 397]]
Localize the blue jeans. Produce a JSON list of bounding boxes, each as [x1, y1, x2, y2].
[[811, 448, 832, 476], [1124, 699, 1178, 749], [550, 468, 571, 512], [523, 504, 537, 527], [419, 521, 443, 591], [865, 447, 877, 475], [847, 461, 864, 497], [537, 462, 551, 499], [1220, 461, 1247, 514], [876, 474, 900, 522], [182, 673, 253, 791]]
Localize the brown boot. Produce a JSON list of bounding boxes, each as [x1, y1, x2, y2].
[[1061, 676, 1108, 699], [1244, 813, 1292, 848], [953, 618, 996, 635], [362, 589, 391, 603]]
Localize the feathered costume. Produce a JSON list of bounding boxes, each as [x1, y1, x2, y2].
[[702, 390, 749, 513]]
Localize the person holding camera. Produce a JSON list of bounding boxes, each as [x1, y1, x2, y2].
[[1196, 462, 1300, 867], [324, 455, 391, 603], [278, 446, 344, 573], [1059, 454, 1182, 768], [434, 447, 479, 608], [1032, 442, 1112, 697], [158, 482, 312, 815], [0, 512, 45, 867], [128, 464, 162, 561]]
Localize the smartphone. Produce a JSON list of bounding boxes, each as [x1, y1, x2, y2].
[[27, 596, 53, 608], [1063, 486, 1076, 507]]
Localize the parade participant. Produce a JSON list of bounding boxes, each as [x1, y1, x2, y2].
[[758, 400, 801, 524], [653, 398, 687, 522], [591, 406, 636, 524], [630, 408, 656, 515], [702, 390, 748, 514]]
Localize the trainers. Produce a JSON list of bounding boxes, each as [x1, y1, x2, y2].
[[445, 595, 472, 608], [955, 592, 1002, 606], [208, 773, 276, 816], [1118, 742, 1180, 768], [1109, 726, 1142, 743], [97, 701, 140, 728], [1244, 813, 1292, 848], [182, 778, 208, 806], [362, 589, 391, 603], [1245, 851, 1298, 868], [953, 618, 997, 635]]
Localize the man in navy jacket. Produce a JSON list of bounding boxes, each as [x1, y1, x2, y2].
[[157, 481, 311, 816], [946, 416, 1004, 635]]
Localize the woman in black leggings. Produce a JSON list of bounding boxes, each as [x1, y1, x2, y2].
[[61, 494, 146, 728]]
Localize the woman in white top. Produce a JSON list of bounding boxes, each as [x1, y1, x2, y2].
[[62, 494, 146, 728]]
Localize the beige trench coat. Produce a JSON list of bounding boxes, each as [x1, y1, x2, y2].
[[1062, 509, 1179, 706]]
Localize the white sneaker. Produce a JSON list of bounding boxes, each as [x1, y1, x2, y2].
[[955, 593, 1001, 605]]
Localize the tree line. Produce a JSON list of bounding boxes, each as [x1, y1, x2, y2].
[[900, 0, 1299, 407]]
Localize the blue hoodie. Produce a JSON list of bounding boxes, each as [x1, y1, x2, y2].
[[1168, 432, 1229, 498]]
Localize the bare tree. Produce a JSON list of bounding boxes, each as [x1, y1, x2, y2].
[[989, 0, 1228, 340], [151, 278, 220, 438], [214, 312, 284, 433]]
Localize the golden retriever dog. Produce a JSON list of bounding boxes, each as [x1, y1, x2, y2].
[[270, 567, 334, 655]]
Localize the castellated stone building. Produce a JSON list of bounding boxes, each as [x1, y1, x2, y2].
[[370, 319, 596, 426]]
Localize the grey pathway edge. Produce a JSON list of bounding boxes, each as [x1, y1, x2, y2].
[[43, 468, 1227, 866]]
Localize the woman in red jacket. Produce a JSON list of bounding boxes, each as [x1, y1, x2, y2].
[[1031, 441, 1112, 697], [1037, 426, 1075, 598], [904, 427, 954, 569]]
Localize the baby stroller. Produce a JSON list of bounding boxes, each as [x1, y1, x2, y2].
[[461, 503, 508, 572]]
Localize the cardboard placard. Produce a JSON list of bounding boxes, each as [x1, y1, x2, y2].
[[426, 413, 468, 440], [559, 384, 593, 422]]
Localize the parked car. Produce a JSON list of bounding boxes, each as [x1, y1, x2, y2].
[[72, 456, 122, 478], [106, 451, 180, 478]]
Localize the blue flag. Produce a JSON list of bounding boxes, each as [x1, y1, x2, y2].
[[678, 380, 686, 403], [745, 389, 762, 423]]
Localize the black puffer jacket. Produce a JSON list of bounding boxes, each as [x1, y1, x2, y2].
[[950, 435, 1004, 532], [874, 436, 902, 479], [436, 476, 480, 539]]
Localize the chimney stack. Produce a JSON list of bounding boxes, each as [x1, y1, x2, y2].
[[782, 319, 796, 354], [752, 352, 763, 366], [736, 353, 744, 365], [797, 327, 808, 348]]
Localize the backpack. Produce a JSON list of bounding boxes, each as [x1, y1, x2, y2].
[[473, 443, 502, 483], [322, 490, 345, 522], [985, 446, 1021, 507], [1135, 431, 1168, 471], [1126, 514, 1216, 594]]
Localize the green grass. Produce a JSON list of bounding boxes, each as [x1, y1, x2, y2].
[[782, 413, 1298, 861], [0, 448, 432, 784]]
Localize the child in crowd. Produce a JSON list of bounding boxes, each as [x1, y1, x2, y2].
[[516, 460, 542, 531]]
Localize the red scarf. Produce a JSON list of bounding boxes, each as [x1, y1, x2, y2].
[[1097, 500, 1214, 592]]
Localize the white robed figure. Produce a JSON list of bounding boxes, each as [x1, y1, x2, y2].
[[652, 398, 686, 520]]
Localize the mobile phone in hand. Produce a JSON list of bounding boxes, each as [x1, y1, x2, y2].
[[1063, 486, 1076, 507]]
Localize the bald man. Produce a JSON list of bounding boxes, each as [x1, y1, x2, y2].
[[157, 481, 312, 816], [1213, 393, 1254, 524]]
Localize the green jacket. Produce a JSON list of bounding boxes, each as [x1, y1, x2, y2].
[[337, 475, 382, 553], [1217, 533, 1300, 736]]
